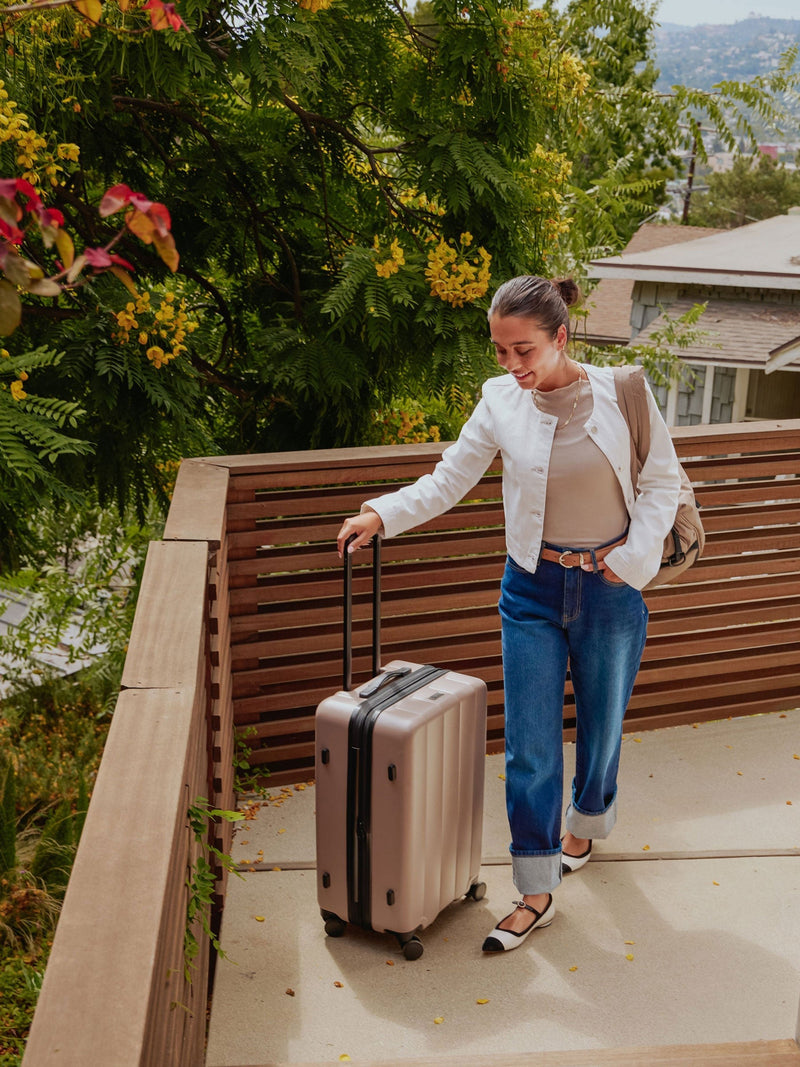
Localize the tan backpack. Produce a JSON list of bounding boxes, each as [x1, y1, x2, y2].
[[613, 365, 705, 590]]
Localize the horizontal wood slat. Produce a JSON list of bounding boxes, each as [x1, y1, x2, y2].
[[224, 1037, 800, 1066], [219, 420, 800, 786]]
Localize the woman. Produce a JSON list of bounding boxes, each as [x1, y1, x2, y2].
[[336, 275, 681, 953]]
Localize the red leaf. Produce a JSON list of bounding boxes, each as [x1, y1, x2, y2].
[[0, 218, 24, 245], [36, 205, 65, 228], [109, 253, 135, 271], [143, 0, 187, 30], [99, 184, 135, 217], [146, 201, 172, 236], [84, 247, 113, 268]]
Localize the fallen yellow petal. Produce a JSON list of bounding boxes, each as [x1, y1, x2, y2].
[[713, 881, 720, 886], [279, 828, 287, 833], [787, 801, 793, 806], [737, 771, 743, 776], [339, 1057, 351, 1063], [434, 1016, 444, 1024], [272, 866, 282, 871], [476, 998, 489, 1004], [793, 754, 799, 760], [633, 737, 642, 743], [386, 960, 395, 966], [642, 845, 650, 851], [498, 773, 506, 780], [568, 965, 578, 972], [255, 915, 265, 922], [334, 981, 344, 988], [624, 940, 635, 945], [625, 954, 635, 961]]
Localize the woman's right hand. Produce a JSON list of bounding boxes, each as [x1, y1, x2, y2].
[[336, 508, 384, 558]]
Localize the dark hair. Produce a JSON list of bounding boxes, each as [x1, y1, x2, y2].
[[487, 275, 582, 340]]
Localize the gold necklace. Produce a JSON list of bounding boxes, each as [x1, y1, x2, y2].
[[534, 367, 585, 430]]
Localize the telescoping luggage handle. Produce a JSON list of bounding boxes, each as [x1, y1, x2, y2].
[[343, 535, 412, 696], [343, 534, 380, 694]]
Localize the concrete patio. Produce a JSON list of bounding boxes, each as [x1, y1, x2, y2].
[[205, 709, 800, 1067]]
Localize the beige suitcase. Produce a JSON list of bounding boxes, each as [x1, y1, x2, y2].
[[315, 537, 487, 959]]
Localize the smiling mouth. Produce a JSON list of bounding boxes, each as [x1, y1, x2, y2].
[[511, 370, 532, 381]]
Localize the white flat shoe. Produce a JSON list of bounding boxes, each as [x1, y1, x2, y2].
[[561, 840, 592, 875], [481, 895, 555, 953]]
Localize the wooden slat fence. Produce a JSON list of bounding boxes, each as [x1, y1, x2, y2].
[[214, 419, 800, 787]]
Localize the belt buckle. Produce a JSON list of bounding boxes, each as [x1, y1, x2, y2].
[[558, 551, 584, 569]]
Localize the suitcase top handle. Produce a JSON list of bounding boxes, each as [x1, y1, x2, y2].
[[343, 534, 382, 693]]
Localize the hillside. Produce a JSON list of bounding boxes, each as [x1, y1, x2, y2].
[[654, 16, 800, 92]]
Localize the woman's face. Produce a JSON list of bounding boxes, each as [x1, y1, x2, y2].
[[489, 314, 568, 392]]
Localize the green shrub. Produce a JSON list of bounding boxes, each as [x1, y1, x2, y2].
[[0, 952, 46, 1065]]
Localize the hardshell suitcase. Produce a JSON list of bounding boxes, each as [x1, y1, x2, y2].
[[315, 537, 488, 959]]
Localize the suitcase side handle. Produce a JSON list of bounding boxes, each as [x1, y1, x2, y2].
[[343, 533, 381, 692]]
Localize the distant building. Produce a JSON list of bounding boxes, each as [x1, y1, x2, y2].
[[585, 213, 800, 425]]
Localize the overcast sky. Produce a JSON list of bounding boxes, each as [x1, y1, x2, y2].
[[655, 0, 799, 25]]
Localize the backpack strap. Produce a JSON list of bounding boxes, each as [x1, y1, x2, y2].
[[613, 365, 651, 485]]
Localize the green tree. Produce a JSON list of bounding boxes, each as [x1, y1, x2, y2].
[[554, 2, 800, 253], [557, 0, 678, 253], [0, 0, 591, 507], [690, 152, 800, 227]]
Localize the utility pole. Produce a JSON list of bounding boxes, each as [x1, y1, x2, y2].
[[682, 129, 697, 225]]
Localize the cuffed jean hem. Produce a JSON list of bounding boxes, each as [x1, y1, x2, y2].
[[511, 850, 563, 895], [565, 797, 617, 840]]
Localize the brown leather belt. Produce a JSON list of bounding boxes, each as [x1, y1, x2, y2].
[[540, 535, 627, 569]]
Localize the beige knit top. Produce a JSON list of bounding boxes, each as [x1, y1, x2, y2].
[[533, 374, 629, 548]]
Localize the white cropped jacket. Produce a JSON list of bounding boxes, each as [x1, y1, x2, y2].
[[364, 363, 681, 590]]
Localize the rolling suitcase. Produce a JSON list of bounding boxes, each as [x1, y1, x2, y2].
[[315, 536, 488, 959]]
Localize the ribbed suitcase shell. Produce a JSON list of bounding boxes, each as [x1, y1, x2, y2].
[[315, 658, 487, 944]]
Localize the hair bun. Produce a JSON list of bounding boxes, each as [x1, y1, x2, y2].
[[552, 277, 582, 308]]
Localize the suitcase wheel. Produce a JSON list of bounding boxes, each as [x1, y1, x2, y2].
[[397, 934, 424, 961], [467, 881, 487, 902], [321, 910, 346, 938]]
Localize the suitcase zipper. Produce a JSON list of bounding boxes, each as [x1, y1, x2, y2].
[[346, 664, 447, 929]]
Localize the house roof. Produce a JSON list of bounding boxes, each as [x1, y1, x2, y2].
[[578, 224, 726, 345], [633, 299, 800, 372], [586, 213, 800, 290]]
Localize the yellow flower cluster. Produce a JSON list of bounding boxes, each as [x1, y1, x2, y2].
[[399, 188, 447, 219], [527, 144, 574, 255], [559, 52, 591, 96], [496, 10, 590, 101], [373, 405, 441, 446], [0, 82, 80, 187], [294, 0, 333, 10], [372, 236, 405, 278], [425, 235, 491, 308], [113, 289, 198, 369], [2, 347, 29, 400]]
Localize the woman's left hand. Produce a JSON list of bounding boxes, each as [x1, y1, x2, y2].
[[581, 560, 625, 583], [602, 567, 625, 584]]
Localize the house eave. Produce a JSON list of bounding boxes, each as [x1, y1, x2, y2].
[[587, 264, 800, 290], [766, 337, 800, 374]]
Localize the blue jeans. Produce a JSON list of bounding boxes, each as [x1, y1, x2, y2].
[[499, 548, 648, 894]]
